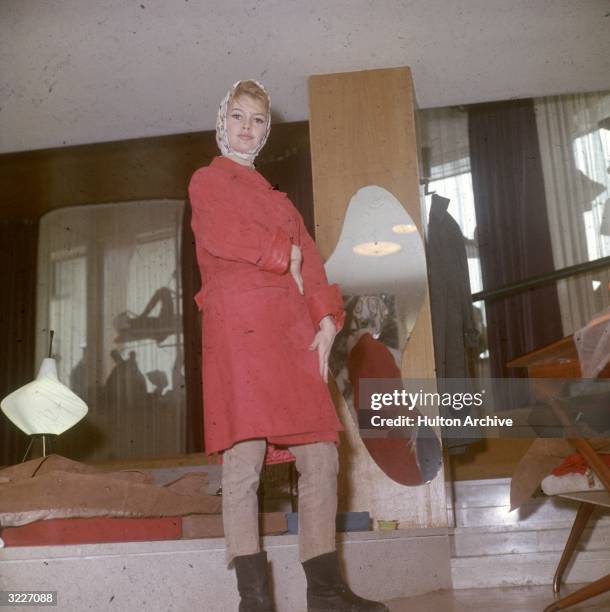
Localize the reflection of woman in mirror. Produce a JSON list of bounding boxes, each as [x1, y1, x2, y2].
[[344, 296, 402, 426], [349, 295, 399, 357], [188, 80, 388, 612], [331, 294, 400, 406], [343, 295, 424, 484]]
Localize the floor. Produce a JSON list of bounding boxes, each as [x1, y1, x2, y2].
[[385, 584, 610, 611]]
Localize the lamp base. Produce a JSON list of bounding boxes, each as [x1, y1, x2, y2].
[[22, 434, 58, 463]]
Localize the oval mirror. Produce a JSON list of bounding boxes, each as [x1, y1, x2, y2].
[[326, 185, 442, 485]]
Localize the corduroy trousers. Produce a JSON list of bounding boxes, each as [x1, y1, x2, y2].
[[221, 439, 339, 566]]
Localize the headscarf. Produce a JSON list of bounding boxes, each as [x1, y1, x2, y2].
[[215, 79, 271, 163]]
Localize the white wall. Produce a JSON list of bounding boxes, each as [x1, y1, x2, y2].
[[1, 0, 609, 153]]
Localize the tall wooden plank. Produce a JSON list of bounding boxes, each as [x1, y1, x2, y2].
[[308, 67, 446, 528]]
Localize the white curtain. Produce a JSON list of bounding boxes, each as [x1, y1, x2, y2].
[[534, 91, 610, 334], [36, 200, 186, 462]]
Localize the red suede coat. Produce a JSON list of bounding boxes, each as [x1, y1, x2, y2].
[[188, 156, 345, 464]]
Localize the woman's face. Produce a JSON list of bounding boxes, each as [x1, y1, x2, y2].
[[226, 94, 268, 155]]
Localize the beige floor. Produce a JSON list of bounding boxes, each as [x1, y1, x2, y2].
[[385, 584, 610, 611]]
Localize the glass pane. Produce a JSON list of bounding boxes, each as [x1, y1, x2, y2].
[[36, 200, 186, 462]]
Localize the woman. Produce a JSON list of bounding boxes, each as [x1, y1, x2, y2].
[[189, 79, 387, 612]]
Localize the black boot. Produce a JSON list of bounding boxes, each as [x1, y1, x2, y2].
[[233, 551, 275, 612], [302, 551, 389, 611]]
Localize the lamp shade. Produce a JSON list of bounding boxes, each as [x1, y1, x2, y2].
[[1, 358, 88, 435]]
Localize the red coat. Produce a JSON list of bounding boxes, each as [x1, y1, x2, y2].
[[188, 156, 345, 464]]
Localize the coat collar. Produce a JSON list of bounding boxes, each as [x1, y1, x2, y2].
[[210, 155, 273, 191]]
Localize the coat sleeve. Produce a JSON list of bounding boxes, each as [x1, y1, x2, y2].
[[189, 167, 291, 274], [296, 212, 346, 332]]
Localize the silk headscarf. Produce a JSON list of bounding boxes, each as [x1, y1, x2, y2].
[[215, 80, 271, 163]]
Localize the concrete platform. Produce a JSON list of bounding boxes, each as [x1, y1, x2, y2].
[[0, 528, 451, 612]]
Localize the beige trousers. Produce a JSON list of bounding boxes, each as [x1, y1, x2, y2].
[[221, 439, 339, 566]]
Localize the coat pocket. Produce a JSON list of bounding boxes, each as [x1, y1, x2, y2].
[[282, 292, 317, 351]]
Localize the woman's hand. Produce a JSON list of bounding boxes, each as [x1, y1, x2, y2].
[[290, 244, 304, 294], [309, 315, 336, 383]]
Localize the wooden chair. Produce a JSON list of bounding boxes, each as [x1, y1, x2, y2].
[[508, 337, 610, 610], [544, 402, 610, 612], [543, 437, 610, 611]]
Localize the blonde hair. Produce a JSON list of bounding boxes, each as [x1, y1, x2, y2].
[[230, 80, 270, 114]]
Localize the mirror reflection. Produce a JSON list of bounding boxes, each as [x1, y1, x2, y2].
[[326, 185, 443, 485]]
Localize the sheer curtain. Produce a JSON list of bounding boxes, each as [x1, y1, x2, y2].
[[35, 200, 186, 462], [534, 91, 610, 334]]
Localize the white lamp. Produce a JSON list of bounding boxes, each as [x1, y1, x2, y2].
[[1, 331, 88, 461]]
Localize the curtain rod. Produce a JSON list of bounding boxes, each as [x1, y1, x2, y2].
[[471, 256, 610, 303]]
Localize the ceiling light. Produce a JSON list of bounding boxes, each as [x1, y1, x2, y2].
[[352, 241, 402, 257]]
